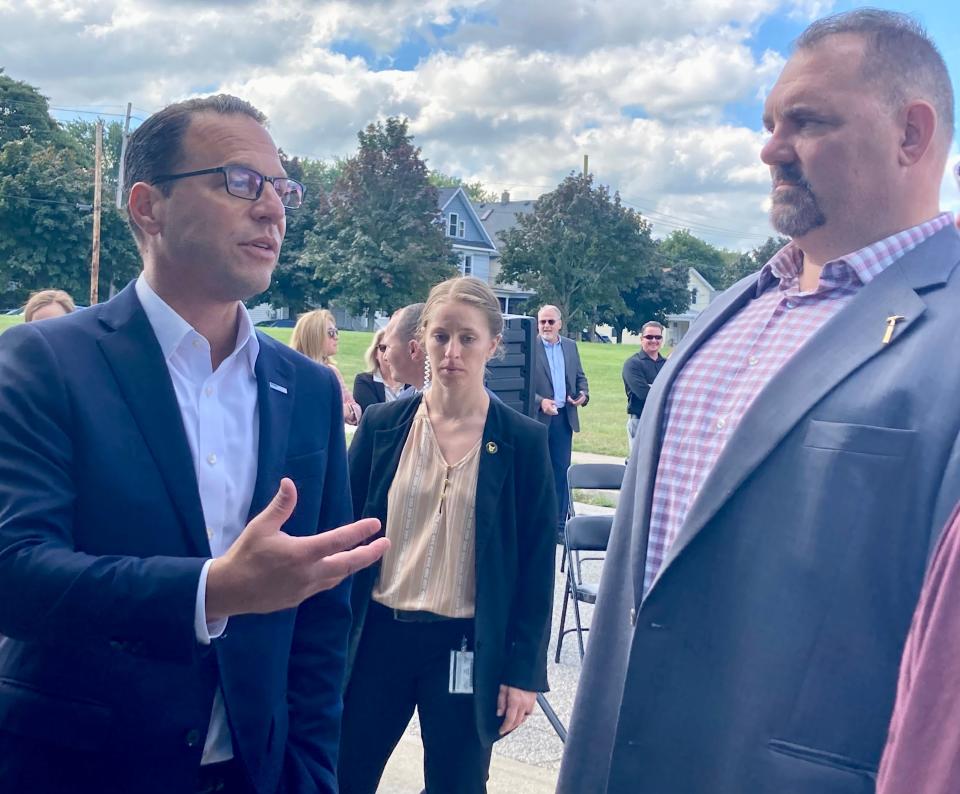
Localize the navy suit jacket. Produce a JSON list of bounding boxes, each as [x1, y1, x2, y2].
[[0, 284, 354, 794]]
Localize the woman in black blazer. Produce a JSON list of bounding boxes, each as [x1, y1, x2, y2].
[[339, 277, 557, 794], [352, 329, 403, 414]]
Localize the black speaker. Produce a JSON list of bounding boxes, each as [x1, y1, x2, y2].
[[485, 315, 536, 418]]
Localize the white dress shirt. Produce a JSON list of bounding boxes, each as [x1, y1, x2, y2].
[[135, 275, 260, 765]]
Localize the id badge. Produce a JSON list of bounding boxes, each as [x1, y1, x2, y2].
[[448, 636, 474, 694]]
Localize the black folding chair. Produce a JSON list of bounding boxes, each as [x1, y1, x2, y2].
[[555, 514, 614, 662], [562, 462, 625, 575]]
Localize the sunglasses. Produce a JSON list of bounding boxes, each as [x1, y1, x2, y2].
[[539, 318, 558, 325], [152, 165, 305, 209], [327, 328, 339, 339], [643, 334, 663, 341]]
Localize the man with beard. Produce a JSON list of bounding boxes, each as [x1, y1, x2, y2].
[[558, 9, 959, 793]]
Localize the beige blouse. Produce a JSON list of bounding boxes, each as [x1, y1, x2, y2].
[[372, 401, 480, 618]]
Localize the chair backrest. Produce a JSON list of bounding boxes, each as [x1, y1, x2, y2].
[[566, 462, 626, 518], [565, 515, 613, 553]]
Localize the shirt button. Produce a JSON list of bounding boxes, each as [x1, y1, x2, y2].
[[748, 355, 759, 366], [192, 339, 201, 349], [785, 300, 796, 309], [716, 417, 726, 430], [205, 387, 213, 397], [184, 728, 201, 748], [207, 453, 217, 466]]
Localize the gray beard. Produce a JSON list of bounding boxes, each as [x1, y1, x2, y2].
[[770, 184, 826, 238]]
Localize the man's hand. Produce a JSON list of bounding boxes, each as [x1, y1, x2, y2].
[[205, 478, 388, 620], [540, 398, 559, 416], [567, 391, 587, 407], [497, 685, 537, 735]]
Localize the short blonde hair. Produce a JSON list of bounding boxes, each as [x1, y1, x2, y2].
[[24, 289, 75, 322], [364, 329, 386, 373], [290, 308, 337, 365], [420, 277, 504, 358]]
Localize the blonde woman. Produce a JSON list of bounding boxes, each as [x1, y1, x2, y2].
[[352, 329, 403, 413], [24, 289, 75, 322], [340, 277, 556, 793], [291, 309, 362, 425]]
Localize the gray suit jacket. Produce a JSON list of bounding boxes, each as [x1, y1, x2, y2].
[[532, 336, 589, 432], [558, 225, 960, 794]]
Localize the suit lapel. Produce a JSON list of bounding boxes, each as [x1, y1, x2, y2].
[[247, 336, 295, 519], [649, 228, 960, 592], [96, 285, 209, 556], [536, 338, 552, 386], [628, 276, 759, 604], [475, 401, 512, 561]]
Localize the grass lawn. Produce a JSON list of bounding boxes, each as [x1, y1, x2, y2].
[[1, 318, 646, 457]]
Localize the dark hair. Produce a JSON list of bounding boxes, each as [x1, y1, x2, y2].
[[123, 94, 267, 240], [797, 9, 954, 145]]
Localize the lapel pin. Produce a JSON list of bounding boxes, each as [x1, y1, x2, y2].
[[485, 441, 498, 454], [882, 315, 906, 345], [269, 382, 288, 394]]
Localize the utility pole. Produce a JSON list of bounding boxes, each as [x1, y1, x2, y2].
[[90, 120, 103, 306], [115, 102, 132, 209], [583, 154, 589, 178]]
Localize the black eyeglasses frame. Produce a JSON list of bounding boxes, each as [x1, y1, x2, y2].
[[151, 165, 305, 209]]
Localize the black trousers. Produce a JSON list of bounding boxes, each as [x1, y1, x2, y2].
[[338, 603, 492, 794], [547, 407, 574, 532]]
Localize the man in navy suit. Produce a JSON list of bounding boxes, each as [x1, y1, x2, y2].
[[0, 95, 387, 794]]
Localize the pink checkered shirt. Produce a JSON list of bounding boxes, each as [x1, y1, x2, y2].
[[643, 213, 954, 595]]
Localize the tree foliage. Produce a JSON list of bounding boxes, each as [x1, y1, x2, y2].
[[0, 75, 139, 306], [657, 229, 728, 292], [301, 117, 457, 315], [499, 173, 666, 336], [429, 170, 497, 203]]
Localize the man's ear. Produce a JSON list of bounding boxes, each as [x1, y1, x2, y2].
[[899, 100, 938, 167], [127, 182, 166, 238], [409, 338, 422, 359]]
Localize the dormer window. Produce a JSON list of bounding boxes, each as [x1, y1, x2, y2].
[[448, 212, 465, 238]]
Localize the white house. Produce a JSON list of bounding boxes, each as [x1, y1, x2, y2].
[[664, 267, 718, 346]]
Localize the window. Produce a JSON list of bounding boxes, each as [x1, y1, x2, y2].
[[448, 212, 459, 237], [690, 288, 699, 305], [460, 254, 473, 276], [458, 219, 465, 238]]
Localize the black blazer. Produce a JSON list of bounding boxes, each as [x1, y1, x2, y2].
[[346, 395, 557, 745], [352, 371, 386, 414], [532, 336, 589, 432]]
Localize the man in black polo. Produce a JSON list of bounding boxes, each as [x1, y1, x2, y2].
[[622, 321, 666, 446]]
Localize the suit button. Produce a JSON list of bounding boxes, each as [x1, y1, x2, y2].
[[185, 728, 202, 747]]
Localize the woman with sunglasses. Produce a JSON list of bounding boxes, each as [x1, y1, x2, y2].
[[352, 329, 403, 414], [291, 309, 362, 425], [340, 276, 557, 794]]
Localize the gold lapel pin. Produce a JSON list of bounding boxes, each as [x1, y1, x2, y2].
[[485, 442, 498, 454], [882, 315, 906, 345]]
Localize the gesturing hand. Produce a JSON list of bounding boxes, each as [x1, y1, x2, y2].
[[540, 398, 559, 416], [205, 478, 388, 620], [497, 685, 537, 736]]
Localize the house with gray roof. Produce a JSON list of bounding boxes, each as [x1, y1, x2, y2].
[[472, 191, 537, 314]]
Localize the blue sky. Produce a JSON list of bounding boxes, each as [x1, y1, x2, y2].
[[2, 0, 957, 250]]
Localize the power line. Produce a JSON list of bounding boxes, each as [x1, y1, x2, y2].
[[0, 191, 93, 209]]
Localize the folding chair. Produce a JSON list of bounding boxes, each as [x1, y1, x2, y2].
[[562, 462, 625, 575], [555, 514, 614, 662]]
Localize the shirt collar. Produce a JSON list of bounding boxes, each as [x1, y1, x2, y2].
[[135, 273, 259, 376], [540, 336, 562, 348], [756, 213, 954, 295]]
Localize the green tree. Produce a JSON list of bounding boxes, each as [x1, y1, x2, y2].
[[0, 137, 139, 305], [498, 173, 652, 336], [602, 249, 691, 342], [429, 171, 497, 203], [0, 70, 69, 148], [658, 229, 728, 291], [726, 236, 790, 285], [301, 117, 457, 315]]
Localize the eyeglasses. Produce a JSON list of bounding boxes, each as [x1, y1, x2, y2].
[[377, 344, 387, 353], [539, 319, 557, 326], [327, 328, 339, 339], [643, 334, 663, 341], [152, 165, 305, 209]]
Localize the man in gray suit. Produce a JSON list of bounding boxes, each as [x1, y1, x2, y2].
[[533, 305, 589, 540], [559, 10, 959, 793]]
